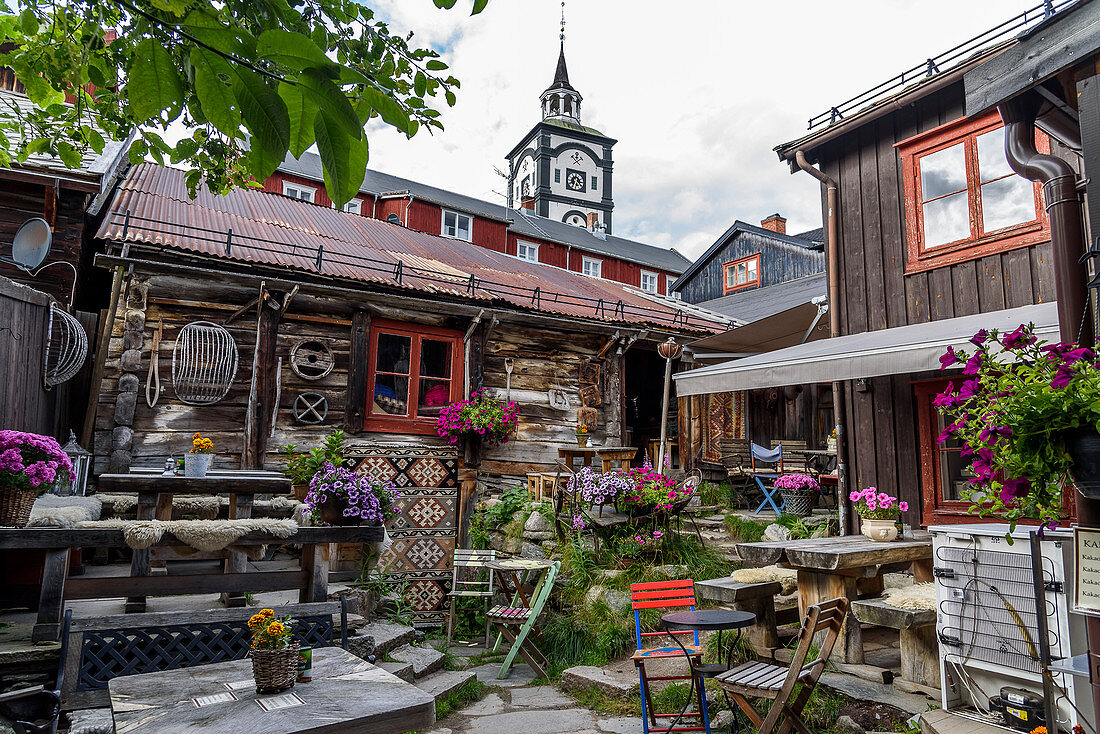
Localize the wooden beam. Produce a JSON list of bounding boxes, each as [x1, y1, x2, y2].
[[344, 309, 371, 433], [243, 284, 284, 468], [66, 570, 310, 600]]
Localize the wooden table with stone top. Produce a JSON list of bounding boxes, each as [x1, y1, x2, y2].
[[734, 533, 933, 664], [108, 647, 435, 734]]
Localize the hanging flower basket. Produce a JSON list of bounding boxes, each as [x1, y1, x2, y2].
[[436, 390, 519, 450]]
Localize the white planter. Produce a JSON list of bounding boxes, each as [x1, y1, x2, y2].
[[861, 517, 898, 542], [185, 453, 213, 478]]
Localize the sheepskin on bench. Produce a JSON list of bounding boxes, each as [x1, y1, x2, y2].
[[29, 495, 103, 528], [731, 565, 798, 595], [881, 582, 936, 611], [77, 518, 299, 558]]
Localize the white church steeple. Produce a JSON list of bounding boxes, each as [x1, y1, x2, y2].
[[540, 4, 582, 122]]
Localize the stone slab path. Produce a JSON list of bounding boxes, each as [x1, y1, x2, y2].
[[425, 683, 643, 734]]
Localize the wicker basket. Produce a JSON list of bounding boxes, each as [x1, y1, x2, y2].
[[251, 642, 300, 693], [780, 488, 817, 518], [0, 487, 38, 527]]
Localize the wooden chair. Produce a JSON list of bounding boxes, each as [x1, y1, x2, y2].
[[630, 579, 710, 734], [487, 560, 559, 679], [716, 597, 849, 734], [446, 548, 496, 648], [750, 442, 784, 515], [780, 440, 812, 474]]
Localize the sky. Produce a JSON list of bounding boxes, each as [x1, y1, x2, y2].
[[364, 0, 1046, 259]]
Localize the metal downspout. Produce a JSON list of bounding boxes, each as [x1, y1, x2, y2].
[[794, 151, 849, 535], [1000, 96, 1092, 345]]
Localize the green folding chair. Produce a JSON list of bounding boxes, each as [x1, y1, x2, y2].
[[487, 560, 560, 679]]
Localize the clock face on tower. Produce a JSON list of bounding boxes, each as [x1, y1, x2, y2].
[[565, 169, 586, 193]]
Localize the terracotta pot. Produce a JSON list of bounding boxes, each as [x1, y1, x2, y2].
[[292, 483, 309, 502], [184, 453, 213, 478], [318, 496, 362, 526], [861, 518, 899, 542], [1065, 427, 1100, 499]]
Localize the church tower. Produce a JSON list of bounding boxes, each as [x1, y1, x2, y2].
[[505, 6, 616, 232]]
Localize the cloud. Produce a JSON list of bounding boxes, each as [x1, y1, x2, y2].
[[365, 0, 1043, 259]]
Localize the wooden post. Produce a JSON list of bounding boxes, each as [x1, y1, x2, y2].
[[125, 491, 158, 613], [242, 287, 283, 469], [344, 310, 371, 434], [221, 493, 254, 607], [300, 542, 330, 603], [32, 548, 70, 642]]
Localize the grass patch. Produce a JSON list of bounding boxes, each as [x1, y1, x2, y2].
[[565, 684, 640, 716], [724, 515, 767, 543], [434, 678, 486, 721]]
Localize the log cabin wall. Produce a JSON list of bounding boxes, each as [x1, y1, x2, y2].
[[91, 271, 627, 489], [808, 79, 1072, 527]]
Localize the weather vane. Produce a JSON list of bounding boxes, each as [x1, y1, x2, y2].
[[560, 1, 565, 42]]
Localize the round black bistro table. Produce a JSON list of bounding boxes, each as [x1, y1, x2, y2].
[[659, 610, 756, 734]]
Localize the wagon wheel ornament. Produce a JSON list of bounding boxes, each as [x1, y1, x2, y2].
[[293, 392, 328, 424], [289, 339, 335, 381]]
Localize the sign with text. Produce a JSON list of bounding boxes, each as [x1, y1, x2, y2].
[[1074, 527, 1100, 617]]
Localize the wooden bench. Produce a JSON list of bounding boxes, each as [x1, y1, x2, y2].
[[851, 597, 939, 697], [694, 578, 799, 656], [61, 600, 349, 710]]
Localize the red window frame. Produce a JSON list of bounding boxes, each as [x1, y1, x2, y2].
[[915, 379, 1076, 527], [898, 112, 1050, 274], [364, 319, 465, 435], [723, 254, 760, 294]]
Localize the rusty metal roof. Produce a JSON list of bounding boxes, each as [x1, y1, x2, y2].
[[96, 165, 729, 333]]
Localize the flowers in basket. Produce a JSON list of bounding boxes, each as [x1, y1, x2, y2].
[[935, 323, 1100, 530], [618, 462, 686, 514], [773, 473, 820, 492], [436, 390, 519, 447], [616, 530, 665, 560], [304, 462, 401, 526], [568, 466, 633, 508], [0, 430, 74, 493], [248, 609, 296, 650], [248, 609, 299, 693]]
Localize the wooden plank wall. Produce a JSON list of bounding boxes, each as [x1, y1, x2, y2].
[[675, 229, 825, 304], [0, 182, 88, 307], [814, 80, 1067, 526], [92, 272, 629, 492], [0, 277, 56, 435]]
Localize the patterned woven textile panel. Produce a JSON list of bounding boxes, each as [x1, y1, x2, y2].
[[702, 391, 745, 464], [349, 444, 459, 627]]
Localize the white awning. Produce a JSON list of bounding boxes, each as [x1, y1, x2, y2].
[[674, 302, 1059, 396]]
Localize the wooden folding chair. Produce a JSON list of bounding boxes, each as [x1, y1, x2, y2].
[[487, 561, 559, 679], [446, 548, 496, 648], [630, 579, 710, 734], [716, 597, 849, 734], [750, 442, 784, 515]]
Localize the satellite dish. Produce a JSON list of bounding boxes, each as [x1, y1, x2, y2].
[[11, 217, 52, 271]]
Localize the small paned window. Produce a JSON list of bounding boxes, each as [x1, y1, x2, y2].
[[282, 182, 316, 202], [516, 241, 539, 262], [723, 254, 760, 294], [898, 112, 1049, 273], [640, 270, 659, 294], [442, 210, 472, 241], [582, 256, 602, 278], [554, 169, 561, 183], [592, 176, 598, 190], [336, 199, 362, 215]]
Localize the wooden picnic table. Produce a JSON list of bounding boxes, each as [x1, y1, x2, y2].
[[557, 446, 638, 473], [98, 472, 291, 611], [109, 646, 434, 734], [0, 525, 383, 643], [734, 533, 933, 664]]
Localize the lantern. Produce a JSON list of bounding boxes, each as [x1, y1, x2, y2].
[[56, 431, 92, 496]]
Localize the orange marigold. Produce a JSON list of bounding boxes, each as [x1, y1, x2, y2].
[[267, 622, 285, 635], [1030, 727, 1048, 734], [260, 608, 274, 617]]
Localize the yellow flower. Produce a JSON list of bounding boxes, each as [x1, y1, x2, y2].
[[267, 622, 285, 635], [247, 614, 263, 629], [260, 609, 274, 617], [1031, 728, 1048, 734]]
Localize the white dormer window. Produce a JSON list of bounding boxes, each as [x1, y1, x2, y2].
[[582, 256, 602, 279], [640, 270, 659, 294], [442, 210, 471, 241], [516, 241, 539, 263], [283, 182, 316, 202], [335, 198, 362, 215]]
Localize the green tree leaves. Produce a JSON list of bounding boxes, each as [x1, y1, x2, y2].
[[0, 0, 476, 203]]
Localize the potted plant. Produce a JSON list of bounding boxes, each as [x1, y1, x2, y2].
[[567, 465, 632, 517], [0, 430, 74, 527], [936, 324, 1100, 530], [248, 609, 299, 693], [774, 473, 820, 518], [615, 530, 665, 566], [618, 462, 688, 517], [303, 462, 401, 526], [437, 389, 518, 465], [185, 432, 214, 477], [850, 486, 907, 542], [575, 423, 590, 448], [278, 430, 351, 501]]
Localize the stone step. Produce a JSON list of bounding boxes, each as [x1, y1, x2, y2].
[[561, 665, 637, 699], [377, 660, 415, 682], [414, 669, 477, 701], [693, 517, 726, 528], [359, 620, 417, 657], [390, 643, 445, 678]]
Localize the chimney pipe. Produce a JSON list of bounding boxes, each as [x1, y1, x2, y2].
[[520, 196, 535, 212], [1000, 95, 1091, 346], [587, 212, 598, 230], [761, 213, 787, 235]]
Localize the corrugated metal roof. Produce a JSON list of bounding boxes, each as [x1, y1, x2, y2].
[[277, 151, 691, 274], [96, 164, 729, 333]]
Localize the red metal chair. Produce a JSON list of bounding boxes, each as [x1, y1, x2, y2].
[[630, 579, 710, 734]]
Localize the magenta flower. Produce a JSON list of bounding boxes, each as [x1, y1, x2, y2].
[[939, 346, 958, 369], [970, 329, 989, 346], [1002, 324, 1034, 349]]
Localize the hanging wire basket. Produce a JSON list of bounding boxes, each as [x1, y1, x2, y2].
[[43, 303, 88, 389], [172, 320, 239, 405]]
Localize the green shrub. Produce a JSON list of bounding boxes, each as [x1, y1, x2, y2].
[[724, 515, 767, 543]]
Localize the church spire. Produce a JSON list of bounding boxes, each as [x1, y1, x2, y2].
[[541, 1, 582, 121]]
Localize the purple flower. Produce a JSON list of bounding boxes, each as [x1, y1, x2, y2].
[[1051, 364, 1075, 389], [1063, 347, 1094, 364], [957, 380, 979, 401], [970, 329, 989, 346], [1002, 324, 1034, 349], [932, 387, 958, 408], [999, 477, 1031, 503], [962, 354, 982, 376], [939, 346, 959, 369]]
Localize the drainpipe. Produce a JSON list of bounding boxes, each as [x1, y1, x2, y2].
[[1001, 93, 1100, 727], [405, 194, 414, 227], [793, 150, 849, 536], [1000, 96, 1092, 345]]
